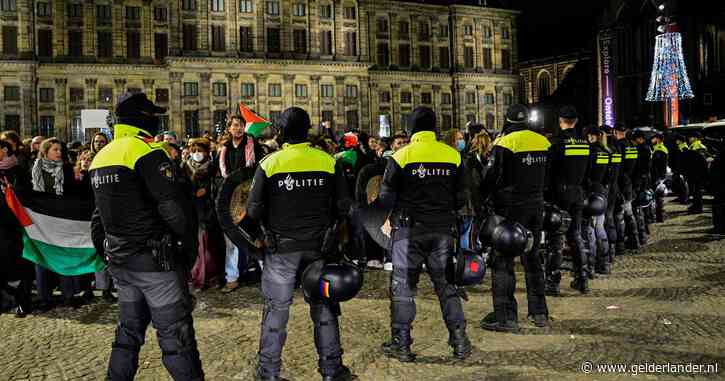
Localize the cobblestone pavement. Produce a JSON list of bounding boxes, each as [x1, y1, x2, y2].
[[2, 200, 725, 381]]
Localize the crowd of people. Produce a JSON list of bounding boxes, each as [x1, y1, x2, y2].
[[0, 90, 716, 379], [0, 104, 713, 311]]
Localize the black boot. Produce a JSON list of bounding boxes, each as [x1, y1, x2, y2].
[[102, 289, 118, 303], [322, 365, 354, 381], [255, 365, 289, 381], [480, 318, 519, 333], [545, 272, 561, 296], [83, 289, 95, 303], [570, 277, 591, 294], [382, 329, 415, 362], [448, 327, 472, 360], [529, 314, 548, 328]]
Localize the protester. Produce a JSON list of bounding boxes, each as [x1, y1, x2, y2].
[[1, 131, 30, 172], [0, 139, 33, 317], [32, 137, 87, 310], [90, 132, 110, 155], [183, 138, 220, 290], [218, 115, 264, 293]]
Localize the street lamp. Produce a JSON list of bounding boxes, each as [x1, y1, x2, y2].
[[529, 109, 539, 123]]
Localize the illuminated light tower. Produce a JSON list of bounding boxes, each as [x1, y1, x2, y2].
[[645, 1, 694, 127]]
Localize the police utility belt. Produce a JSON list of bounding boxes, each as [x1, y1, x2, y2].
[[146, 233, 182, 272], [263, 222, 340, 256]]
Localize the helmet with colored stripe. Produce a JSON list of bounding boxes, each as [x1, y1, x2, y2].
[[302, 260, 363, 303], [446, 248, 486, 286]]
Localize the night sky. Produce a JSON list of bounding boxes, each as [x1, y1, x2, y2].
[[416, 0, 609, 61], [513, 0, 608, 61]]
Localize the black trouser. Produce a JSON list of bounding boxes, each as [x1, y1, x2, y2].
[[257, 251, 344, 379], [390, 227, 465, 340], [615, 180, 640, 250], [654, 178, 666, 222], [547, 186, 587, 281], [691, 178, 704, 211], [107, 266, 203, 381], [674, 173, 689, 202], [605, 184, 619, 256], [493, 204, 547, 322]]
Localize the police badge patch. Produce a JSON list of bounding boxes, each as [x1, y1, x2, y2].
[[158, 162, 175, 180]]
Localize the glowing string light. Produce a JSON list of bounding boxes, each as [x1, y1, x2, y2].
[[645, 32, 695, 101]]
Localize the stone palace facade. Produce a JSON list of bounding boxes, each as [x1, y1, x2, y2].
[[0, 0, 519, 140]]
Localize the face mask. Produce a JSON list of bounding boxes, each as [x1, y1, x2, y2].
[[191, 152, 205, 162], [456, 139, 466, 152]]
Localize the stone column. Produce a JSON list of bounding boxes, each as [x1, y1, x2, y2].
[[85, 78, 98, 110], [310, 75, 321, 125], [226, 73, 240, 114], [169, 72, 183, 136], [20, 73, 34, 136], [199, 72, 212, 134], [335, 76, 345, 127], [495, 84, 504, 131], [53, 0, 66, 57], [55, 78, 68, 140], [359, 76, 371, 134], [84, 1, 96, 57], [283, 74, 296, 107], [254, 73, 268, 118], [411, 83, 420, 106], [391, 83, 401, 132], [113, 1, 125, 59], [432, 84, 441, 117], [143, 79, 156, 100]]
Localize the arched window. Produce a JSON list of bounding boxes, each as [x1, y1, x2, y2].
[[537, 71, 551, 100]]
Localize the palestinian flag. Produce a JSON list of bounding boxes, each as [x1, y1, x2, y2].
[[239, 102, 271, 138], [4, 185, 105, 276]]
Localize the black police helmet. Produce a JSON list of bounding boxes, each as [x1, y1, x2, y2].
[[543, 204, 564, 232], [446, 249, 486, 286], [584, 193, 607, 217], [302, 260, 363, 303], [478, 214, 506, 247], [279, 107, 311, 144], [505, 104, 528, 124], [409, 106, 437, 135], [655, 182, 667, 197], [492, 220, 534, 257], [635, 189, 655, 208], [559, 105, 578, 120]]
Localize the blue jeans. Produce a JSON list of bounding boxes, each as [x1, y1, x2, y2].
[[224, 234, 247, 283]]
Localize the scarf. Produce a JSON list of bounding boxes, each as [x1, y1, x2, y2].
[[186, 158, 212, 182], [0, 155, 17, 170], [219, 136, 256, 178], [32, 158, 64, 195]]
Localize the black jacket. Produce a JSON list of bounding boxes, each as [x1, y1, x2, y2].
[[89, 124, 195, 270], [483, 126, 551, 208], [246, 142, 351, 252], [379, 131, 465, 231], [586, 142, 610, 195], [547, 128, 590, 205]]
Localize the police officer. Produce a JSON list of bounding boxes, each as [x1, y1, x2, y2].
[[545, 105, 591, 295], [613, 125, 641, 252], [632, 130, 652, 240], [378, 106, 471, 361], [583, 126, 611, 275], [246, 107, 354, 381], [651, 132, 669, 222], [480, 104, 550, 331], [672, 134, 690, 203], [687, 132, 709, 214], [90, 92, 204, 381], [604, 126, 622, 267]]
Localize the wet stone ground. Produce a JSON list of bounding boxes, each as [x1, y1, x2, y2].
[[1, 199, 725, 380]]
